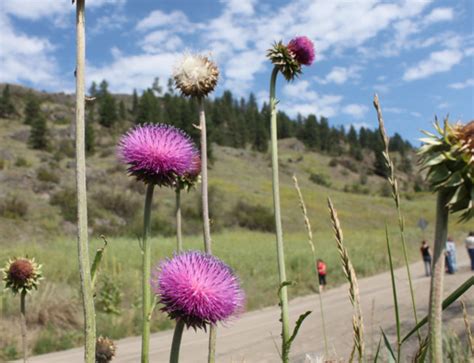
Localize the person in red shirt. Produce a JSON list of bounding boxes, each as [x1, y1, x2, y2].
[[317, 259, 327, 292]]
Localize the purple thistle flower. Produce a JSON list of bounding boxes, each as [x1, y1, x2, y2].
[[287, 36, 315, 66], [117, 124, 200, 187], [151, 251, 245, 329]]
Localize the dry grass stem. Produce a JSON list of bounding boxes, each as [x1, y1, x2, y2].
[[292, 174, 329, 356], [460, 300, 474, 355], [373, 94, 420, 344], [327, 197, 364, 362]]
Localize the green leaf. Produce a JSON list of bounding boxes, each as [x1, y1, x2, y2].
[[441, 171, 463, 187], [427, 164, 450, 185], [424, 153, 446, 167], [91, 236, 108, 288], [402, 276, 474, 343], [373, 337, 382, 363], [284, 311, 312, 354], [381, 329, 396, 362]]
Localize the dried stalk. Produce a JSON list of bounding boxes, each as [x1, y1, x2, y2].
[[373, 94, 420, 347], [327, 197, 364, 362], [198, 98, 216, 363], [460, 300, 474, 355], [292, 175, 329, 357], [75, 1, 96, 361]]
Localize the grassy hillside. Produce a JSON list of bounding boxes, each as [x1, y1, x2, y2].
[[0, 85, 467, 360]]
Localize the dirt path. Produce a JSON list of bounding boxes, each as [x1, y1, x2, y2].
[[17, 254, 473, 362]]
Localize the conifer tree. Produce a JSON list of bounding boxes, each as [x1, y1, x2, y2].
[[131, 89, 139, 118], [29, 113, 48, 150], [24, 94, 40, 125], [0, 85, 15, 117]]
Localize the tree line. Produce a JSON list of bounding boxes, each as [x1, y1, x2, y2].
[[0, 82, 414, 175]]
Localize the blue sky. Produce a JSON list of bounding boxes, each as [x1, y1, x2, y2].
[[0, 0, 473, 144]]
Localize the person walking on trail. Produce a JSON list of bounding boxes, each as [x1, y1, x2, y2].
[[317, 259, 327, 293], [420, 240, 432, 277], [465, 231, 474, 271], [445, 237, 457, 274]]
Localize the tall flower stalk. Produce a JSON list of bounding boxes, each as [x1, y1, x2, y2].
[[419, 119, 473, 361], [151, 251, 244, 363], [118, 124, 199, 363], [267, 36, 314, 362], [173, 54, 219, 362], [74, 1, 96, 361], [2, 257, 42, 363]]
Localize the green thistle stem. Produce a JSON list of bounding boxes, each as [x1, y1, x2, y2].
[[169, 319, 185, 363], [269, 66, 290, 362], [20, 291, 27, 363], [141, 183, 155, 363], [175, 189, 183, 252], [428, 190, 449, 362], [198, 97, 217, 363], [75, 1, 96, 361]]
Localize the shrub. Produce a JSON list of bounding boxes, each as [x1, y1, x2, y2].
[[50, 188, 76, 222], [94, 189, 140, 220], [0, 159, 4, 170], [232, 201, 274, 232], [0, 196, 28, 218], [379, 183, 392, 197], [96, 277, 122, 315], [37, 167, 60, 184], [338, 159, 359, 173], [55, 139, 75, 159], [15, 157, 30, 167], [343, 183, 370, 195], [309, 173, 331, 187], [328, 158, 338, 167]]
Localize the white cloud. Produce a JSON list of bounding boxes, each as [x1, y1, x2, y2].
[[281, 80, 342, 117], [384, 107, 404, 114], [316, 66, 360, 85], [424, 7, 454, 25], [140, 31, 184, 53], [2, 0, 125, 20], [411, 111, 422, 117], [136, 10, 194, 32], [403, 49, 463, 81], [342, 104, 369, 119], [220, 0, 256, 15], [0, 13, 59, 86], [87, 52, 181, 93], [449, 78, 474, 89]]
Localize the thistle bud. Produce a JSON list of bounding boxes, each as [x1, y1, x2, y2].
[[267, 36, 315, 81], [96, 336, 116, 363], [173, 54, 219, 97]]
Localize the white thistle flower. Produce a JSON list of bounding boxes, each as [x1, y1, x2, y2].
[[173, 54, 219, 97]]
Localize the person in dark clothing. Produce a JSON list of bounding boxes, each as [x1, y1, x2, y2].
[[317, 259, 327, 292], [420, 240, 431, 277]]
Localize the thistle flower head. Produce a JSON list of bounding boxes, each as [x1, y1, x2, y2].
[[267, 36, 315, 81], [2, 257, 42, 294], [419, 118, 474, 221], [151, 251, 245, 329], [117, 124, 200, 187], [95, 336, 116, 363], [287, 36, 315, 66], [173, 54, 219, 97]]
